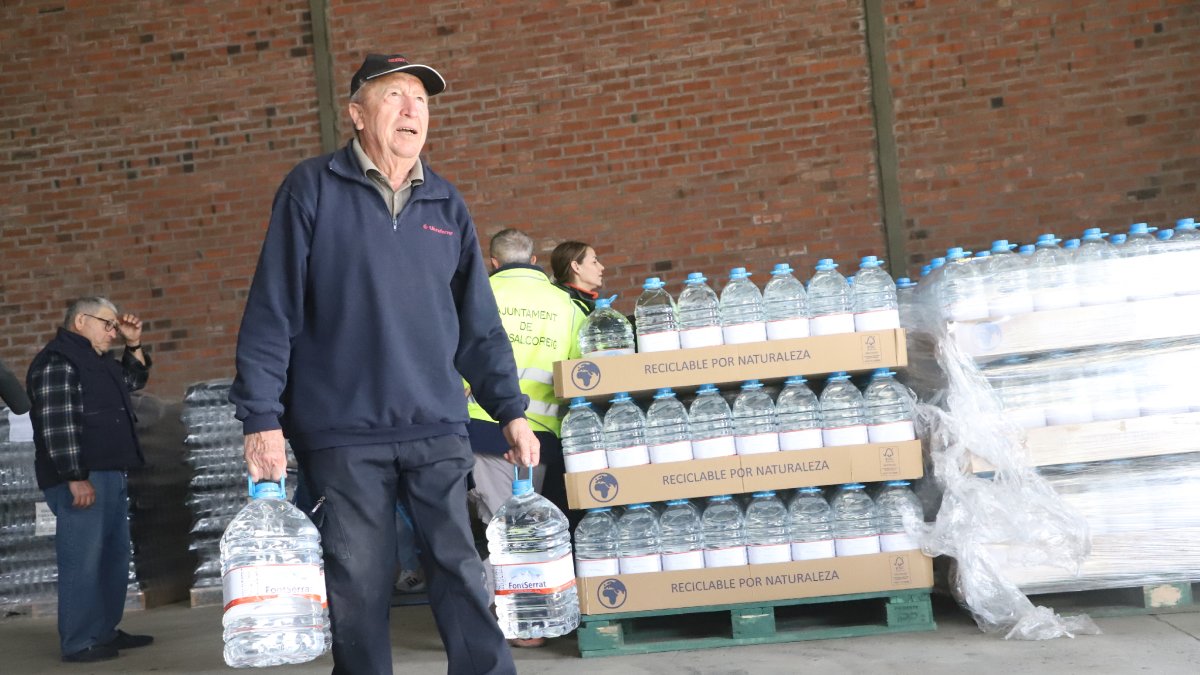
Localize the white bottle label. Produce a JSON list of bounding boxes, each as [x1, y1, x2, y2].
[[722, 322, 767, 345], [607, 445, 650, 468], [704, 546, 748, 568], [1044, 404, 1093, 427], [853, 309, 900, 332], [791, 539, 836, 561], [988, 295, 1034, 318], [834, 535, 881, 557], [584, 347, 635, 358], [766, 318, 810, 341], [822, 425, 869, 447], [879, 532, 918, 552], [649, 440, 693, 464], [7, 411, 33, 443], [493, 552, 577, 595], [779, 428, 824, 451], [637, 330, 681, 353], [564, 449, 608, 474], [576, 557, 620, 578], [679, 325, 724, 349], [735, 433, 780, 455], [747, 543, 792, 565], [618, 553, 663, 575], [222, 563, 327, 611], [948, 299, 989, 322], [661, 550, 706, 571], [34, 502, 56, 537], [691, 435, 737, 459], [866, 420, 916, 443], [810, 313, 855, 336]]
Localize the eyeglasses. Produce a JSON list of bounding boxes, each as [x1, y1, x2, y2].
[[83, 314, 119, 333]]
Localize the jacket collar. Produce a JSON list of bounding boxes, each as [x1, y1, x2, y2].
[[491, 263, 548, 278], [563, 282, 599, 300], [52, 327, 104, 359], [327, 141, 450, 201]]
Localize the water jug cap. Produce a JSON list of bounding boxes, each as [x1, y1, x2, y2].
[[797, 486, 822, 494], [588, 507, 612, 513], [843, 482, 866, 489], [665, 499, 689, 506], [896, 277, 914, 288], [708, 494, 733, 502], [628, 502, 651, 509], [697, 383, 718, 393], [859, 255, 880, 268], [930, 257, 945, 268], [569, 396, 590, 407], [920, 265, 931, 276], [610, 392, 632, 403], [872, 368, 895, 378], [686, 272, 708, 283], [1063, 239, 1080, 249], [945, 247, 964, 258], [771, 263, 793, 275], [1110, 234, 1127, 244], [1017, 244, 1035, 255], [595, 296, 614, 309], [1035, 234, 1061, 245], [989, 240, 1015, 252], [511, 466, 535, 496], [247, 477, 286, 500], [815, 258, 837, 271], [654, 387, 676, 399], [885, 480, 911, 487], [752, 490, 776, 498], [643, 276, 665, 289], [729, 267, 751, 279], [1176, 218, 1195, 228], [847, 275, 855, 285], [1081, 227, 1104, 238], [974, 251, 990, 258], [741, 379, 762, 389], [829, 371, 850, 380], [783, 375, 808, 385], [1128, 222, 1154, 234], [1157, 229, 1174, 241]]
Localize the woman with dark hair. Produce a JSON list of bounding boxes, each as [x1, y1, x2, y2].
[[550, 241, 604, 316]]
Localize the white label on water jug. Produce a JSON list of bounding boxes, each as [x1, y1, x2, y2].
[[637, 330, 681, 353], [1010, 407, 1047, 429], [493, 552, 576, 595], [576, 557, 620, 578], [679, 325, 724, 349], [722, 322, 767, 345], [853, 309, 900, 332], [1044, 404, 1093, 427], [563, 449, 608, 474], [809, 313, 855, 336], [649, 440, 693, 464], [747, 543, 791, 565], [691, 435, 736, 458], [34, 502, 56, 537], [661, 550, 705, 571], [948, 299, 989, 322], [607, 445, 650, 468], [618, 553, 663, 575], [822, 425, 868, 447], [223, 563, 326, 611], [791, 539, 836, 561], [704, 546, 748, 568], [583, 347, 635, 358], [834, 535, 881, 557], [1091, 400, 1140, 422], [779, 428, 824, 451], [880, 532, 918, 552], [7, 411, 33, 443], [735, 433, 780, 455], [766, 318, 810, 341], [988, 295, 1034, 318], [867, 420, 916, 443], [1033, 289, 1080, 312]]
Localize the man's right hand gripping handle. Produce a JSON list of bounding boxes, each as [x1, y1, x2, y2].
[[244, 429, 288, 481]]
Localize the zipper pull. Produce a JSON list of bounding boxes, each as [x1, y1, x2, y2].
[[310, 496, 326, 516]]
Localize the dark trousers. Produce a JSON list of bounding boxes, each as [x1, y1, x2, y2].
[[43, 470, 130, 656], [297, 436, 515, 675]]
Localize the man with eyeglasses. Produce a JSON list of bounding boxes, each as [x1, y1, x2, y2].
[[25, 296, 153, 663]]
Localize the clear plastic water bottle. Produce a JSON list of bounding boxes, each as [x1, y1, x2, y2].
[[616, 503, 662, 574], [658, 499, 705, 571], [807, 259, 854, 335], [603, 392, 649, 468], [830, 483, 880, 557], [863, 369, 916, 443], [1075, 228, 1125, 304], [787, 487, 835, 560], [1086, 353, 1141, 422], [676, 272, 724, 349], [744, 491, 791, 564], [875, 480, 923, 552], [1030, 233, 1081, 310], [635, 277, 680, 353], [851, 256, 900, 331], [221, 478, 330, 668], [732, 379, 780, 455], [579, 296, 635, 357], [775, 375, 823, 451], [719, 267, 767, 344], [1018, 244, 1036, 256], [701, 495, 747, 568], [983, 240, 1034, 317], [561, 397, 608, 474], [819, 372, 868, 446], [1124, 222, 1167, 301], [939, 247, 988, 321], [763, 263, 809, 340], [688, 384, 737, 459], [645, 387, 693, 464], [486, 469, 580, 639], [574, 507, 619, 578]]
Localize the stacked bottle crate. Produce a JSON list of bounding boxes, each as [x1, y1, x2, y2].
[[0, 408, 58, 613]]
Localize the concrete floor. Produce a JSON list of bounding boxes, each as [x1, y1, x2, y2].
[[1, 598, 1198, 674]]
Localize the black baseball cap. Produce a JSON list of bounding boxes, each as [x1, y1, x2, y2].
[[349, 53, 446, 98]]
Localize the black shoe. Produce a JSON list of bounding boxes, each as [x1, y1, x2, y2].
[[62, 644, 119, 663], [104, 629, 154, 650]]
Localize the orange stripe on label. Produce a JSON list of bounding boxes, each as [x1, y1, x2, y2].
[[493, 579, 576, 596]]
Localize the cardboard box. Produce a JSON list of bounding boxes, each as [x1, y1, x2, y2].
[[576, 551, 934, 615], [565, 439, 923, 509], [553, 329, 908, 399]]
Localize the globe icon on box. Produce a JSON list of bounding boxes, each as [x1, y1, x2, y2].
[[571, 361, 602, 390], [589, 473, 618, 502], [597, 578, 627, 609]]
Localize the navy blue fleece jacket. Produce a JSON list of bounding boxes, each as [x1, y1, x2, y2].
[[229, 143, 526, 451]]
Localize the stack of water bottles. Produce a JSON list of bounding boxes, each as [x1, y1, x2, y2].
[[561, 370, 919, 475], [574, 482, 926, 577], [0, 408, 59, 610], [577, 257, 901, 358]]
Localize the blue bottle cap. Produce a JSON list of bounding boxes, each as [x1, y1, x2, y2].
[[842, 482, 866, 490], [797, 486, 823, 494], [248, 477, 286, 500], [930, 257, 945, 268], [1081, 227, 1104, 238], [741, 379, 762, 389], [627, 503, 651, 509], [654, 387, 676, 399], [569, 396, 590, 407], [686, 272, 708, 284], [697, 383, 718, 394], [665, 499, 690, 506], [920, 265, 931, 277], [974, 251, 991, 258], [643, 277, 665, 289], [1110, 234, 1127, 244], [815, 258, 838, 271], [1128, 222, 1153, 234], [610, 392, 632, 403], [1176, 218, 1195, 228], [772, 263, 794, 275], [1157, 229, 1174, 241], [588, 507, 612, 513], [896, 277, 914, 288], [595, 296, 614, 309], [730, 267, 751, 279], [828, 371, 850, 380], [990, 240, 1010, 251], [872, 368, 895, 378], [783, 375, 808, 385], [1063, 239, 1080, 249], [884, 480, 912, 487], [708, 494, 733, 502], [752, 490, 776, 498], [1018, 244, 1035, 255]]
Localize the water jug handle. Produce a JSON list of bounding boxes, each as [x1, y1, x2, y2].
[[510, 464, 533, 483], [246, 475, 287, 497]]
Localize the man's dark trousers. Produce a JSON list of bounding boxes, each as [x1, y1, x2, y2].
[[297, 435, 515, 675]]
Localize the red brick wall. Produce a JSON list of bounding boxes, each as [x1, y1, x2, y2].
[[2, 0, 1196, 398]]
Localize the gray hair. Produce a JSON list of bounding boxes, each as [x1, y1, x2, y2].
[[489, 229, 534, 266], [63, 296, 118, 330]]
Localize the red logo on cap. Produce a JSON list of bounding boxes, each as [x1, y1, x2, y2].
[[388, 57, 408, 63]]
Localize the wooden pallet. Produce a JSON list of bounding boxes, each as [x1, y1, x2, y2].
[[2, 588, 147, 619], [576, 588, 935, 657], [1028, 581, 1200, 618], [190, 585, 224, 608]]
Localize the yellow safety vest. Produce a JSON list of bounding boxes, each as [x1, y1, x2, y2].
[[467, 266, 586, 435]]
